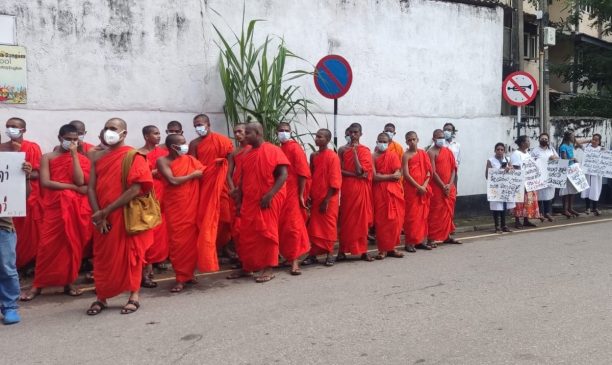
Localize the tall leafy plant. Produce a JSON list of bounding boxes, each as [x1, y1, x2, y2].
[[212, 9, 318, 144]]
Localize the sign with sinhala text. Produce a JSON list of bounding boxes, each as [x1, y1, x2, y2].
[[566, 163, 589, 193], [582, 149, 612, 178], [487, 168, 525, 203], [0, 152, 26, 217], [0, 45, 27, 104], [546, 159, 568, 189], [522, 157, 548, 192]]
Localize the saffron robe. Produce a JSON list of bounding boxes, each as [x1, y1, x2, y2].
[[403, 149, 432, 245], [195, 132, 233, 271], [14, 140, 42, 269], [93, 146, 153, 299], [279, 140, 311, 261], [33, 152, 92, 287], [237, 143, 289, 272], [373, 151, 405, 252], [308, 149, 342, 255], [339, 145, 373, 255], [163, 155, 203, 283], [144, 146, 169, 264], [428, 147, 456, 242], [230, 145, 252, 252], [81, 142, 95, 154], [388, 140, 405, 167]]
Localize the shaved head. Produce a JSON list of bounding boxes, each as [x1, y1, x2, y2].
[[246, 122, 263, 136], [7, 117, 26, 129], [165, 133, 184, 147], [318, 128, 332, 141], [106, 117, 127, 131], [69, 120, 85, 130]]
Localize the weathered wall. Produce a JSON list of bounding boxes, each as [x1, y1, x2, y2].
[[0, 0, 506, 196]]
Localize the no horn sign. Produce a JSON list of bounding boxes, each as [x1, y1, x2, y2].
[[314, 55, 353, 99], [502, 71, 538, 107]]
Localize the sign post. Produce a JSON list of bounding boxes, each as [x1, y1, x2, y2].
[[314, 55, 352, 148], [502, 71, 538, 137]]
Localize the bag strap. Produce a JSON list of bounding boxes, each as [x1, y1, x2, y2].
[[121, 149, 139, 192]]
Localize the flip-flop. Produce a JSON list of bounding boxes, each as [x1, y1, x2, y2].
[[120, 300, 140, 315], [226, 271, 252, 280], [324, 255, 335, 266], [375, 253, 385, 260], [386, 251, 404, 258], [141, 278, 158, 288], [255, 274, 275, 283], [290, 268, 302, 276], [87, 301, 107, 316], [170, 283, 185, 293], [63, 287, 83, 297], [361, 254, 374, 262]]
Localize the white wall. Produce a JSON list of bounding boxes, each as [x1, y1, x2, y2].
[[0, 0, 507, 196]]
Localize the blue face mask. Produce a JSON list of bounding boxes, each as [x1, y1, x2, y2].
[[61, 139, 74, 151], [443, 130, 453, 140], [377, 142, 388, 152], [195, 126, 208, 137], [278, 131, 291, 143]]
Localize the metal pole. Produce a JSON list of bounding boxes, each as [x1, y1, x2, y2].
[[539, 0, 545, 133], [542, 0, 550, 134], [517, 106, 522, 139], [333, 98, 338, 148]]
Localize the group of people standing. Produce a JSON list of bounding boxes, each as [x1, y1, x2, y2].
[[486, 131, 604, 233], [0, 115, 465, 323]]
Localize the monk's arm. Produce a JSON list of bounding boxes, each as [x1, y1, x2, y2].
[[353, 147, 363, 176], [71, 150, 85, 186], [100, 184, 142, 215], [87, 163, 101, 212], [402, 153, 421, 188], [40, 154, 78, 191], [261, 165, 288, 209], [22, 162, 32, 197], [428, 150, 444, 188], [188, 139, 198, 158], [157, 158, 201, 186], [298, 175, 307, 207], [226, 152, 236, 191]]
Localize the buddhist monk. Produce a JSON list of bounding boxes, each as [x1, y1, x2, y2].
[[160, 120, 184, 149], [302, 129, 341, 267], [20, 124, 91, 301], [70, 120, 95, 154], [276, 122, 310, 275], [157, 134, 204, 292], [234, 122, 288, 283], [226, 123, 252, 278], [1, 118, 42, 270], [372, 132, 405, 259], [427, 129, 461, 246], [86, 118, 154, 315], [337, 127, 351, 157], [188, 114, 234, 269], [383, 123, 404, 163], [138, 125, 169, 288], [402, 131, 433, 252], [337, 123, 374, 262]]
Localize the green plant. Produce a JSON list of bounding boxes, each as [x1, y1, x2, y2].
[[212, 8, 319, 145]]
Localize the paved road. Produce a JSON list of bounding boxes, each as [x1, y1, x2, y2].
[[2, 219, 612, 365]]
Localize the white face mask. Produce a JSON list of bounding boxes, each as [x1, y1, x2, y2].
[[104, 129, 123, 146], [377, 142, 388, 152], [278, 131, 291, 143], [435, 138, 445, 147], [176, 144, 189, 155], [5, 127, 23, 140], [345, 135, 351, 144], [385, 131, 395, 140], [61, 139, 74, 151], [78, 135, 85, 142], [195, 126, 208, 137], [443, 130, 453, 140]]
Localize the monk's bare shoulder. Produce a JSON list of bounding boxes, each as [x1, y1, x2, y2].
[[44, 150, 62, 161]]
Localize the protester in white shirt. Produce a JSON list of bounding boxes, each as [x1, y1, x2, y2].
[[530, 132, 558, 222], [581, 134, 603, 215]]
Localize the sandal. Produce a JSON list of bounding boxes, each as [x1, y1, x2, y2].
[[501, 226, 512, 233], [324, 255, 335, 267], [87, 301, 107, 316], [375, 253, 386, 260], [415, 243, 432, 251], [254, 274, 275, 283], [290, 267, 302, 276], [120, 300, 140, 315], [404, 245, 416, 253], [360, 253, 374, 262], [170, 283, 185, 293], [335, 252, 347, 262], [141, 277, 158, 288], [386, 250, 404, 258], [443, 238, 463, 244], [301, 256, 319, 266], [593, 209, 601, 216], [19, 288, 41, 302], [226, 271, 252, 280], [63, 287, 83, 297]]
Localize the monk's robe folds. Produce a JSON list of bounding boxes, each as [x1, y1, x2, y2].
[[145, 146, 169, 264], [373, 151, 405, 252], [230, 145, 252, 254], [403, 149, 432, 245], [428, 147, 457, 242]]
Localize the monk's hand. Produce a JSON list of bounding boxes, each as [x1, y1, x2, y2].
[[68, 141, 79, 154], [21, 162, 32, 178], [319, 199, 329, 213], [417, 185, 427, 195], [76, 185, 88, 194], [392, 171, 402, 180], [92, 209, 110, 233], [299, 195, 307, 209], [361, 172, 368, 179], [260, 192, 273, 209], [443, 184, 451, 196], [191, 170, 203, 179]]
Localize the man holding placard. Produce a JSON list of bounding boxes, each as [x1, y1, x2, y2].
[[0, 145, 32, 325]]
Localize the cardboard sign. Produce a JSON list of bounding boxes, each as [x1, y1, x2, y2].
[[0, 152, 26, 217], [522, 157, 548, 192], [582, 149, 612, 178], [566, 163, 589, 193], [487, 168, 525, 203], [546, 159, 568, 189]]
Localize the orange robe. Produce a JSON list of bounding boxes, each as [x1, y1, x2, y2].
[[308, 149, 341, 255], [194, 132, 233, 272], [81, 142, 95, 154], [163, 155, 203, 283], [230, 145, 252, 253], [428, 147, 457, 242], [339, 145, 373, 255], [33, 152, 92, 287], [14, 140, 42, 269], [93, 146, 153, 299], [403, 149, 432, 246], [237, 143, 289, 272], [279, 140, 311, 261], [388, 140, 404, 166], [373, 151, 405, 252], [144, 146, 169, 264]]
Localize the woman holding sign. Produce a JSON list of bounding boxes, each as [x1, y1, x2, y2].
[[530, 133, 558, 222], [511, 136, 540, 229], [580, 134, 603, 216], [559, 131, 580, 218], [486, 143, 514, 233]]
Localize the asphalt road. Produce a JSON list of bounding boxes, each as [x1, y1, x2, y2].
[[2, 218, 612, 365]]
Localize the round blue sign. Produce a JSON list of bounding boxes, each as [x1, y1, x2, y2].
[[314, 55, 353, 99]]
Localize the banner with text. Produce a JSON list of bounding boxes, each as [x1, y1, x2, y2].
[[0, 152, 26, 217], [582, 149, 612, 178], [487, 168, 525, 203], [522, 157, 548, 192], [546, 159, 568, 189], [567, 163, 589, 193]]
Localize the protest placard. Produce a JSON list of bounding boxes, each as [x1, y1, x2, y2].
[[0, 152, 26, 217], [546, 159, 568, 189], [566, 163, 589, 193], [522, 157, 548, 192], [600, 150, 612, 178], [581, 148, 602, 176], [487, 168, 525, 203]]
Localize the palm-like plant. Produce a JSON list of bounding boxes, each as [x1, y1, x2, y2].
[[213, 8, 318, 145]]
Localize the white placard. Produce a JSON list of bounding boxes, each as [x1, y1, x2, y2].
[[600, 150, 612, 178], [487, 168, 525, 203], [546, 159, 568, 189], [581, 149, 601, 176], [0, 152, 26, 217], [566, 163, 589, 193], [522, 157, 548, 192]]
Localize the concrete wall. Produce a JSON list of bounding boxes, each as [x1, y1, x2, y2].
[[0, 0, 508, 197]]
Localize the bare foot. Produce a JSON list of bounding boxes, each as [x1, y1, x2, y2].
[[20, 287, 41, 301]]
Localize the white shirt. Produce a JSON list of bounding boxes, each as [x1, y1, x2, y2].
[[445, 140, 461, 167]]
